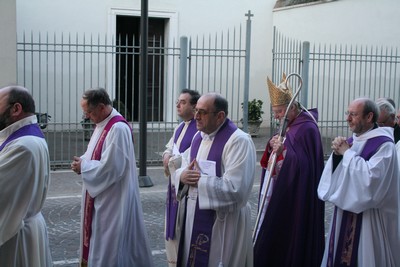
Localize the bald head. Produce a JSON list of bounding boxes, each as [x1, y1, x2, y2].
[[202, 93, 229, 115], [0, 85, 35, 130], [0, 85, 35, 113], [346, 97, 378, 136], [195, 93, 228, 134]]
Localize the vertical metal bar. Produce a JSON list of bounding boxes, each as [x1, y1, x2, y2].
[[228, 27, 236, 120], [138, 0, 153, 187], [394, 48, 399, 104], [235, 25, 243, 123], [230, 27, 236, 112], [345, 45, 351, 105], [218, 33, 223, 95], [124, 34, 129, 119], [207, 34, 211, 92], [156, 35, 163, 155], [358, 45, 364, 97], [67, 33, 72, 162], [110, 35, 115, 99], [195, 37, 199, 92], [188, 37, 192, 90], [90, 34, 93, 88], [129, 34, 133, 121], [170, 38, 176, 125], [270, 26, 276, 136], [242, 10, 253, 133], [213, 32, 217, 95], [301, 41, 309, 107], [75, 33, 79, 153], [83, 34, 86, 92], [38, 33, 42, 112], [60, 33, 64, 161], [179, 36, 188, 90], [104, 34, 108, 93], [201, 35, 205, 92], [97, 34, 100, 86], [224, 30, 229, 98], [151, 35, 155, 121], [53, 32, 57, 162]]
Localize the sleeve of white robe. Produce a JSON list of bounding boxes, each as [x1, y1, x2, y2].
[[174, 149, 191, 200], [396, 141, 400, 164], [163, 134, 174, 158], [0, 137, 49, 245], [197, 131, 256, 212], [318, 142, 398, 214], [80, 122, 133, 198]]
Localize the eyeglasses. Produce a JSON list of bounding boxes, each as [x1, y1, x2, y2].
[[345, 111, 359, 118], [83, 105, 97, 115], [175, 99, 188, 105], [193, 108, 218, 116]]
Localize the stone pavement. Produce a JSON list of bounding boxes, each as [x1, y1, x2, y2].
[[43, 130, 333, 266]]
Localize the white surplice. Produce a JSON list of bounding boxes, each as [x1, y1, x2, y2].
[[175, 126, 256, 267], [318, 127, 400, 267], [0, 115, 52, 266], [80, 109, 154, 267]]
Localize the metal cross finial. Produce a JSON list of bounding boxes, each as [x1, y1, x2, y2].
[[245, 10, 254, 20]]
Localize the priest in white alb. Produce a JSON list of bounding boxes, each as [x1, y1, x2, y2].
[[318, 97, 400, 266], [0, 85, 52, 266], [174, 93, 256, 267], [71, 88, 154, 267]]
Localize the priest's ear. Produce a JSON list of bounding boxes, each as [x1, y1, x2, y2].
[[9, 102, 23, 116], [216, 110, 226, 123], [8, 102, 28, 122], [366, 111, 374, 123]]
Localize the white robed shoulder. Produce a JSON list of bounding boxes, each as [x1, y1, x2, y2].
[[0, 116, 52, 266], [318, 127, 400, 267]]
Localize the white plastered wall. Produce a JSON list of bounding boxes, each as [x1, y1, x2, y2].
[[0, 0, 17, 87]]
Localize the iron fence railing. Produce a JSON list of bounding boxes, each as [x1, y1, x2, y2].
[[17, 17, 250, 169], [272, 27, 400, 158]]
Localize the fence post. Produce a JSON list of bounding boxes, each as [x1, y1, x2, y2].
[[179, 36, 188, 90], [138, 0, 153, 187], [243, 10, 253, 133], [301, 41, 310, 107]]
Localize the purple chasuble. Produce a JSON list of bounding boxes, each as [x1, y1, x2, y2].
[[0, 123, 45, 152], [166, 118, 198, 240], [254, 109, 325, 267], [81, 115, 130, 265], [178, 119, 237, 267], [327, 135, 393, 267]]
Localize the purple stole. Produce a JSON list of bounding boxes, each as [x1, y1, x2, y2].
[[166, 119, 197, 240], [81, 115, 129, 266], [183, 119, 237, 267], [327, 135, 393, 267], [175, 119, 197, 151], [0, 123, 45, 152]]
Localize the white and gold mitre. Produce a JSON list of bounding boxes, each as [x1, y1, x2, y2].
[[267, 73, 293, 107]]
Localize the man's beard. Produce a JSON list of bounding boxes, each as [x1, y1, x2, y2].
[[0, 107, 12, 131]]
